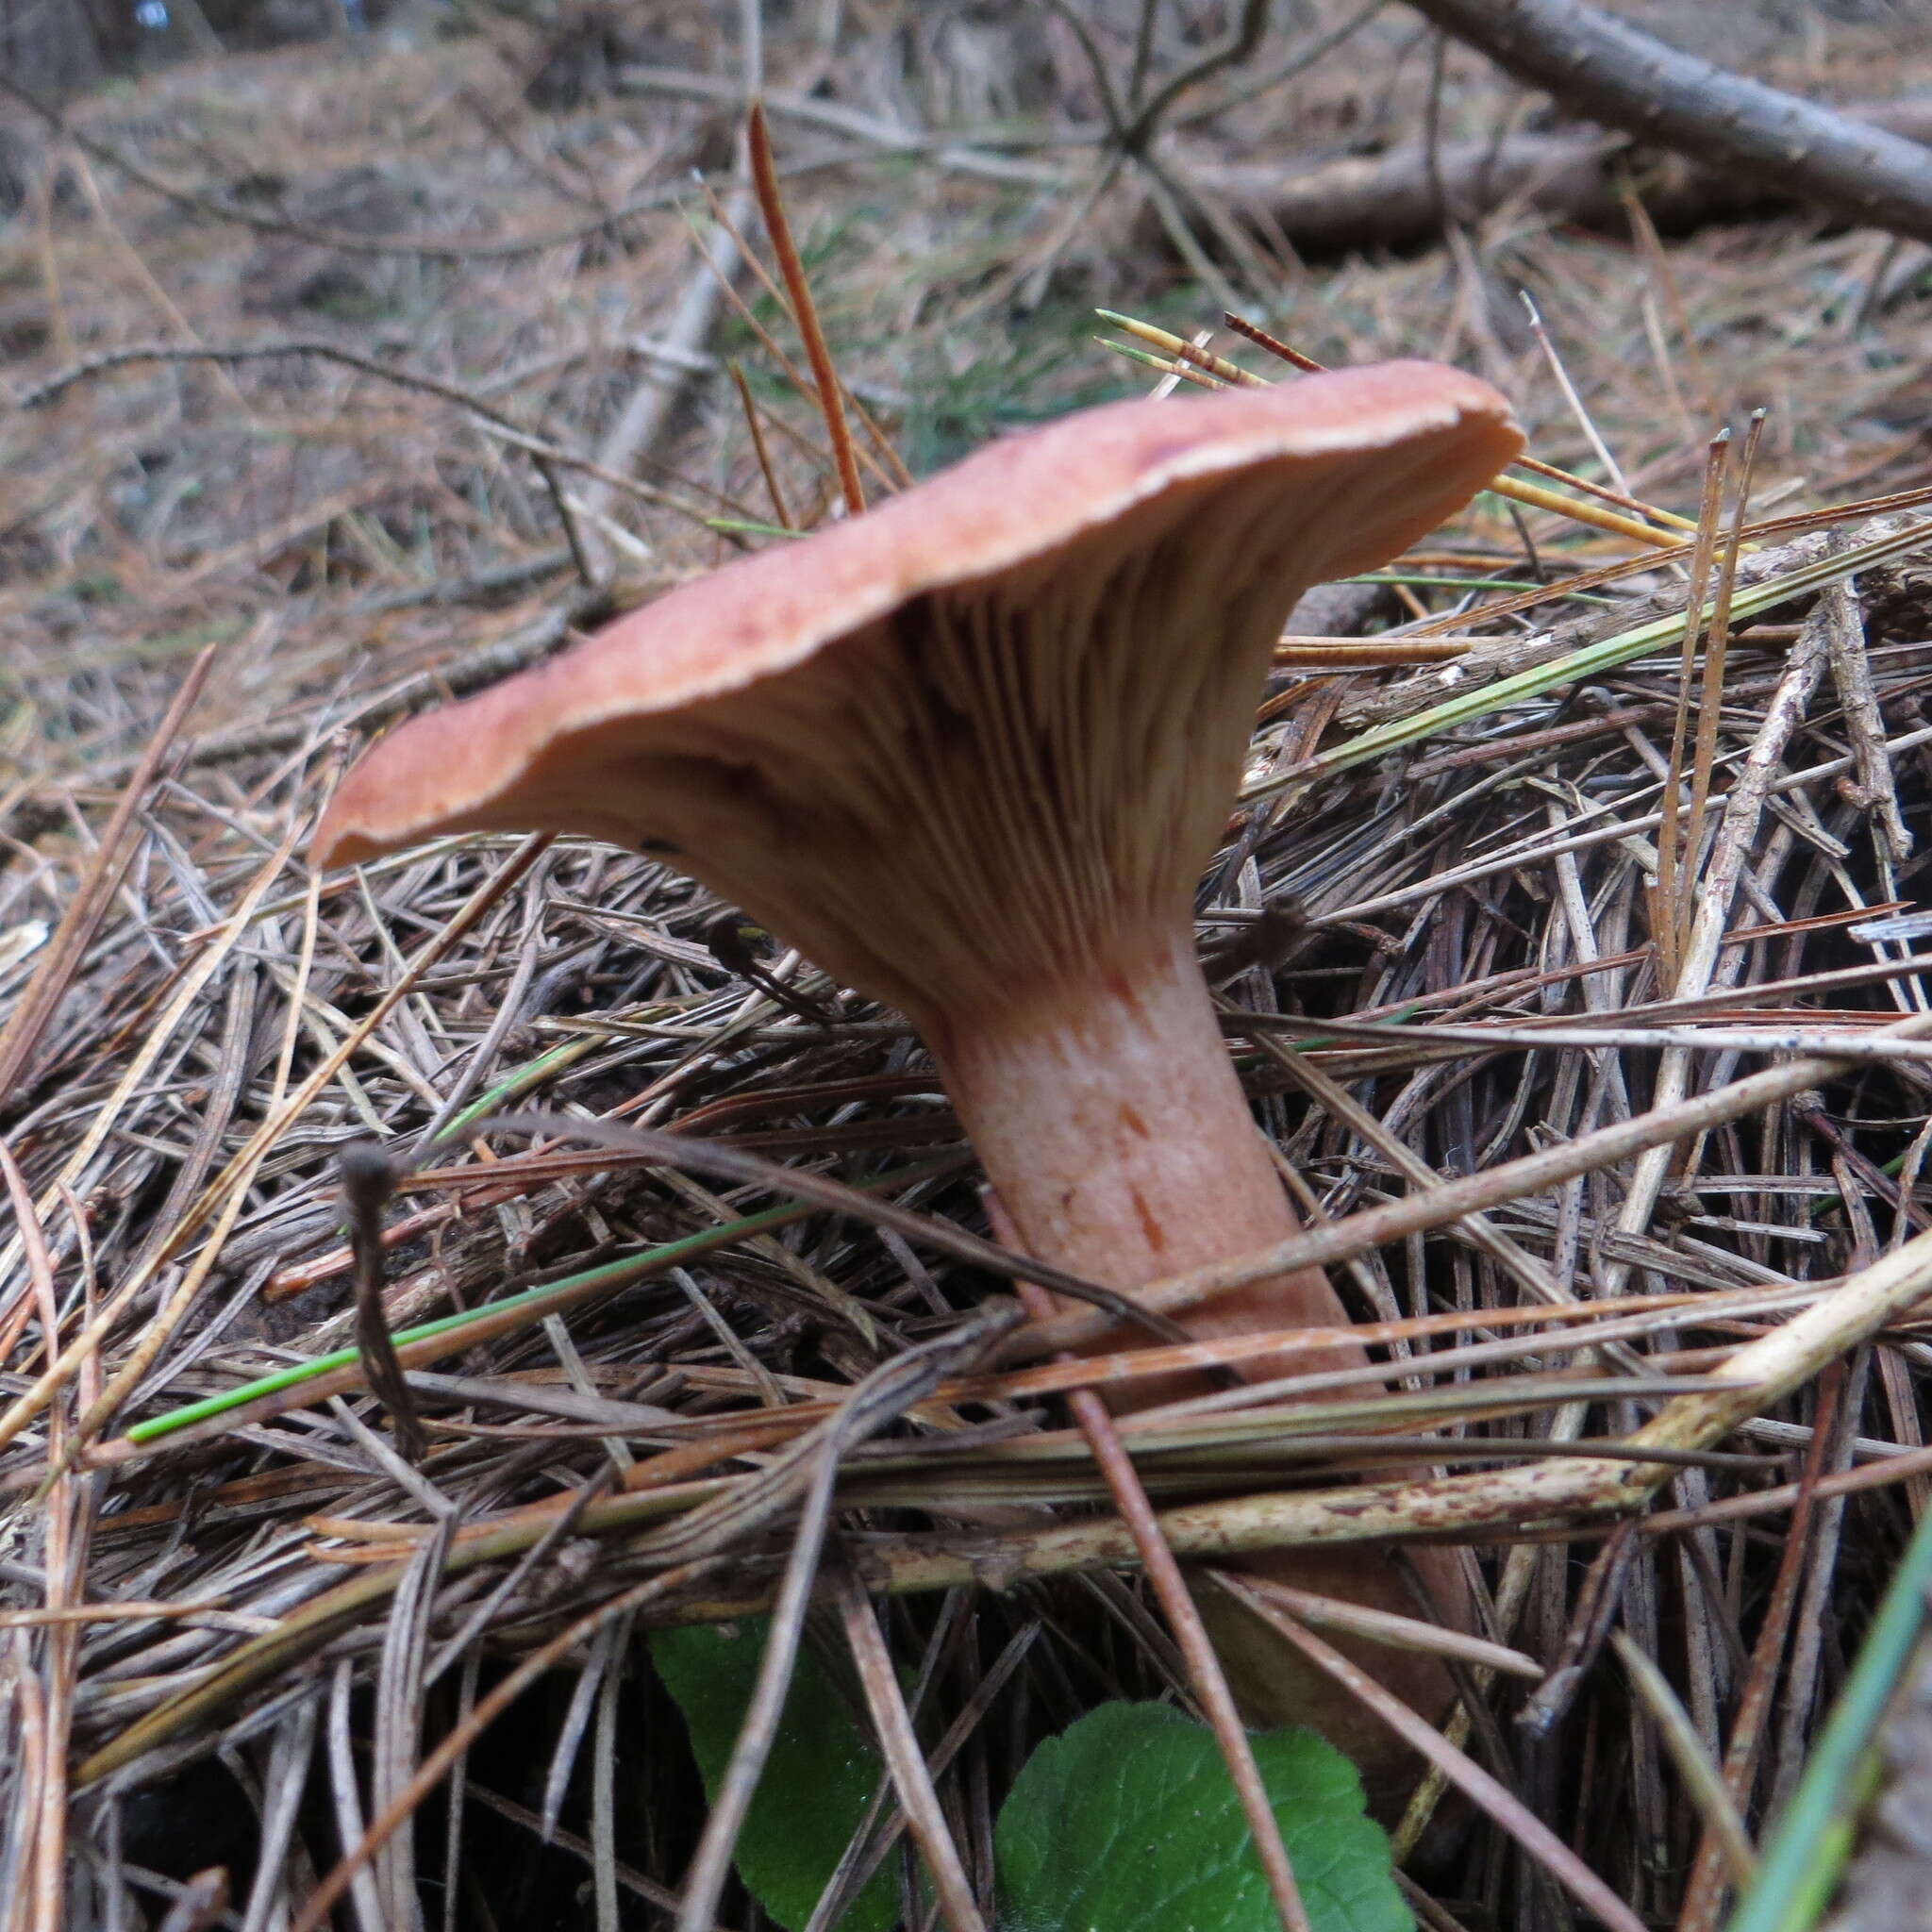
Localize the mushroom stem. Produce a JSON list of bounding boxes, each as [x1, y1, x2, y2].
[[928, 927, 1470, 1786], [931, 930, 1347, 1367]]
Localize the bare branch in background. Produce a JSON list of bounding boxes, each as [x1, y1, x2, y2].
[[1404, 0, 1932, 242]]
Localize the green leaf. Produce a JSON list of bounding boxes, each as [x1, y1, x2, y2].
[[651, 1618, 898, 1932], [995, 1703, 1412, 1932]]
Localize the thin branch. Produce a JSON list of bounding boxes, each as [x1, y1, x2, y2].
[[17, 339, 719, 531], [1118, 0, 1273, 154], [1177, 0, 1389, 125]]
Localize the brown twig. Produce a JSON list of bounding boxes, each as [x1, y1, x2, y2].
[[340, 1141, 426, 1463], [746, 104, 865, 518]]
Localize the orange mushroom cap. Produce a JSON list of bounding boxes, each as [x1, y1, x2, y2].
[[314, 362, 1522, 1026]]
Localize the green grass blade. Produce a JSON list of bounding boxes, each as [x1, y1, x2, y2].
[[1724, 1504, 1932, 1932], [124, 1154, 963, 1444], [1252, 516, 1932, 801]]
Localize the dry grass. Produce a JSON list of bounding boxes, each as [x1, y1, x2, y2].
[[9, 3, 1932, 1928]]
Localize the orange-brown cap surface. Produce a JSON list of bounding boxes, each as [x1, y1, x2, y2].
[[315, 362, 1521, 1025]]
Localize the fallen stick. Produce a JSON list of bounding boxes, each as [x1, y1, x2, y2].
[[1405, 0, 1932, 242], [1191, 96, 1932, 257]]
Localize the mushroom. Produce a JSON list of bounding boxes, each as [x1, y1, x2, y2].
[[315, 362, 1523, 1780]]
